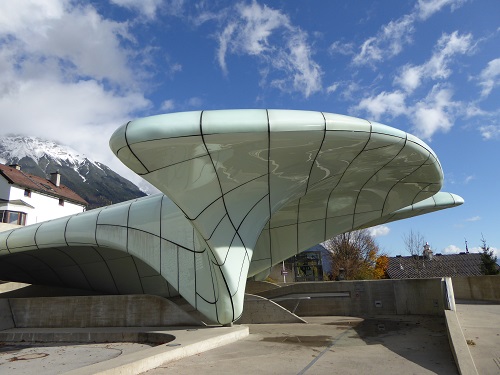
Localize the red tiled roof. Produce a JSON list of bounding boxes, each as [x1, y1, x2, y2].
[[0, 164, 87, 206], [387, 253, 484, 279]]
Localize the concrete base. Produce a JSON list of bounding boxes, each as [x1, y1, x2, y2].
[[0, 295, 203, 328]]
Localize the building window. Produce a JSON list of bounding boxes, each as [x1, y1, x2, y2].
[[59, 198, 64, 206], [0, 210, 27, 226], [24, 189, 31, 197]]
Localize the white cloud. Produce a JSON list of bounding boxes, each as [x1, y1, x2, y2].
[[110, 0, 184, 19], [352, 0, 465, 66], [187, 97, 203, 107], [329, 41, 355, 56], [464, 175, 475, 184], [0, 1, 135, 86], [217, 1, 322, 97], [367, 225, 390, 237], [443, 244, 462, 254], [0, 1, 151, 183], [395, 65, 424, 93], [326, 83, 339, 94], [444, 244, 498, 257], [354, 90, 407, 120], [479, 125, 500, 140], [161, 99, 176, 111], [410, 85, 459, 139], [478, 58, 500, 97], [416, 0, 465, 20], [395, 31, 474, 93], [466, 216, 481, 222]]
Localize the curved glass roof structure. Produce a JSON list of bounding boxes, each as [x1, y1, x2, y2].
[[0, 110, 463, 324]]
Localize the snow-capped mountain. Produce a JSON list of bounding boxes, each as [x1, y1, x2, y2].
[[0, 135, 146, 209]]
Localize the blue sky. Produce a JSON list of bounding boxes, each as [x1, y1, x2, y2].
[[0, 0, 499, 257]]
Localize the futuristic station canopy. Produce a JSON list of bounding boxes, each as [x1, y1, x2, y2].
[[0, 110, 463, 324]]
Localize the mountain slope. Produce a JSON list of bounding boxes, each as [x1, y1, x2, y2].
[[0, 136, 146, 209]]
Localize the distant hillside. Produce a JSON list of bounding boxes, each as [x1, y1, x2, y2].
[[0, 135, 146, 209]]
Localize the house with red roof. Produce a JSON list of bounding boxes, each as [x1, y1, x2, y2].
[[0, 163, 87, 230]]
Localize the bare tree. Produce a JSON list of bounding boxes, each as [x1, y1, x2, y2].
[[324, 229, 384, 280], [403, 230, 425, 277]]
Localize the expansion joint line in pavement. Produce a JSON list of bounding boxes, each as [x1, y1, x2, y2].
[[296, 327, 354, 375]]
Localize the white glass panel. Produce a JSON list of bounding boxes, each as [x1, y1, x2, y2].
[[236, 198, 270, 250], [432, 192, 457, 206], [221, 237, 248, 296], [407, 134, 437, 160], [270, 199, 298, 228], [116, 146, 148, 174], [145, 155, 221, 219], [195, 251, 216, 303], [109, 123, 128, 154], [195, 297, 217, 323], [224, 177, 268, 229], [56, 265, 90, 290], [268, 109, 325, 132], [251, 229, 271, 268], [327, 191, 358, 217], [66, 210, 100, 245], [134, 257, 159, 278], [325, 215, 355, 239], [79, 261, 118, 294], [389, 141, 430, 166], [35, 218, 70, 247], [129, 195, 162, 235], [323, 112, 371, 132], [160, 240, 178, 290], [202, 109, 268, 134], [160, 196, 194, 250], [248, 258, 272, 278], [141, 275, 170, 297], [130, 136, 207, 171], [370, 122, 406, 139], [97, 201, 131, 227], [383, 182, 425, 214], [364, 133, 404, 150], [95, 226, 127, 252], [63, 246, 102, 265], [298, 219, 325, 251], [6, 224, 41, 252], [126, 111, 202, 143], [178, 247, 196, 307], [207, 216, 235, 264], [107, 257, 143, 293], [298, 189, 330, 223], [194, 198, 227, 240], [401, 162, 443, 183], [127, 228, 161, 273], [269, 224, 298, 262], [205, 132, 268, 194], [353, 211, 382, 229]]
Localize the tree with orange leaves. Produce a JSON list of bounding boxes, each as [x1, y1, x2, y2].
[[323, 229, 388, 280]]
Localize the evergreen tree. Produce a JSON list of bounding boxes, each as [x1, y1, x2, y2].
[[479, 236, 499, 275]]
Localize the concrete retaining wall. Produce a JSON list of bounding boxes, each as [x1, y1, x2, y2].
[[236, 294, 306, 324], [257, 279, 445, 317], [0, 295, 203, 328], [452, 276, 500, 302]]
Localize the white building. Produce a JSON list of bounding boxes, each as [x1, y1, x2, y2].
[[0, 163, 87, 231]]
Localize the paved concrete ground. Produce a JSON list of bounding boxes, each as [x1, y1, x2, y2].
[[456, 301, 500, 375], [144, 315, 458, 375], [0, 342, 152, 374], [0, 326, 248, 375]]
